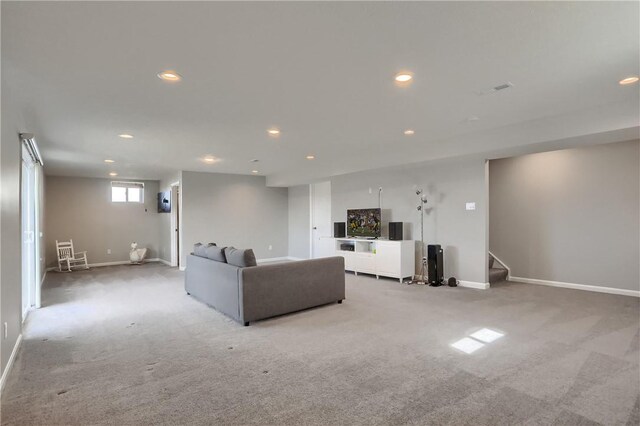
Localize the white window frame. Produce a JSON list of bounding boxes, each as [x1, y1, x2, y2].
[[111, 181, 145, 203]]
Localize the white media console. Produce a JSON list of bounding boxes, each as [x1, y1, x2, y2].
[[332, 238, 415, 282]]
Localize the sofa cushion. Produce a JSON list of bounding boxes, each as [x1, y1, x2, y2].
[[194, 242, 216, 257], [224, 247, 257, 267], [205, 245, 227, 262]]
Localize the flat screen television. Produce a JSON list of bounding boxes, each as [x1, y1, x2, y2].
[[347, 208, 381, 238]]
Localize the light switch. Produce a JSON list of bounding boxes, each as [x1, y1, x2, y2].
[[466, 202, 476, 211]]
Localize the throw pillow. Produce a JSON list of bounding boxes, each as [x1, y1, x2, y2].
[[224, 247, 257, 267], [205, 245, 227, 262], [194, 242, 216, 257]]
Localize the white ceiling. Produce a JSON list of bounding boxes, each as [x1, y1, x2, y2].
[[3, 1, 639, 186]]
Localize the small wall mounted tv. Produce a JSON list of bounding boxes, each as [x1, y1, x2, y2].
[[347, 208, 381, 238], [157, 191, 171, 213]]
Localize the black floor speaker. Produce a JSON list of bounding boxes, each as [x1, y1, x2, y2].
[[427, 244, 444, 286], [389, 222, 403, 240], [334, 222, 346, 238]]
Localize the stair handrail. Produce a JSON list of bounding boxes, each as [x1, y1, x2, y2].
[[488, 251, 511, 280]]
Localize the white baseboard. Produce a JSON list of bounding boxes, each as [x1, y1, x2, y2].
[[157, 258, 172, 266], [40, 271, 47, 286], [0, 334, 23, 395], [46, 258, 164, 272], [286, 256, 305, 261], [459, 280, 490, 290], [510, 276, 640, 297]]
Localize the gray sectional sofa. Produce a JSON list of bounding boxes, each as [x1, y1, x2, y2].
[[185, 244, 345, 326]]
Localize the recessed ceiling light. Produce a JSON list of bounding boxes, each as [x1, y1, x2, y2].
[[619, 76, 639, 85], [157, 71, 182, 82], [249, 159, 260, 163], [395, 72, 413, 83], [306, 155, 315, 160], [203, 156, 217, 163], [267, 128, 280, 136], [119, 134, 133, 139], [251, 170, 259, 174], [109, 172, 118, 177], [403, 129, 415, 136], [104, 159, 115, 163]]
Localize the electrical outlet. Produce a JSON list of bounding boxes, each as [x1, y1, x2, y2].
[[4, 322, 7, 339], [465, 202, 476, 211], [107, 249, 111, 255], [268, 245, 273, 251]]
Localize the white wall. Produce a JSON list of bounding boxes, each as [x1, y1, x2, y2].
[[490, 140, 640, 292], [288, 185, 310, 259], [181, 171, 289, 266], [330, 158, 488, 284], [45, 177, 162, 266]]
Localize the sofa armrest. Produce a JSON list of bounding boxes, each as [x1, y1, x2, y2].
[[185, 254, 242, 322], [239, 257, 345, 323]]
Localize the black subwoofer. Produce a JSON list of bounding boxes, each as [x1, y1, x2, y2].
[[389, 222, 403, 240], [334, 222, 346, 238], [427, 244, 444, 286]]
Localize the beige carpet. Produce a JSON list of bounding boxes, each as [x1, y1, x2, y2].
[[2, 263, 639, 425]]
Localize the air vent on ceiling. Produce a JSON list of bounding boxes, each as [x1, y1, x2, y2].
[[475, 81, 514, 96]]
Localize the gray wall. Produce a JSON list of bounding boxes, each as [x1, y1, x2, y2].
[[45, 177, 161, 267], [489, 140, 640, 291], [330, 158, 488, 284], [288, 185, 310, 259], [181, 171, 289, 266], [1, 73, 25, 374]]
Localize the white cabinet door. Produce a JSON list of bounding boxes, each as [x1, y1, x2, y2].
[[375, 242, 401, 276], [356, 254, 376, 274], [343, 252, 356, 271]]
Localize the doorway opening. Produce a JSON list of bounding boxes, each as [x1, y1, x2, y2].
[[170, 182, 181, 267], [21, 136, 43, 319], [310, 181, 333, 258]]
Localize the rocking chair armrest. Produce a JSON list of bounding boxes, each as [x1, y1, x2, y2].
[[75, 251, 87, 256]]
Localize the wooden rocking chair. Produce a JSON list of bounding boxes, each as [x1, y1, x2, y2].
[[56, 239, 89, 272]]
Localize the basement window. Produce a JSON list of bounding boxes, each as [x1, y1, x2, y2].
[[111, 181, 144, 203]]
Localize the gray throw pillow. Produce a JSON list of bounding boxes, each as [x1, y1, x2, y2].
[[194, 242, 216, 257], [205, 245, 227, 262], [224, 247, 257, 267]]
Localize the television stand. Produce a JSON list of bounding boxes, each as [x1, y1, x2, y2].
[[332, 238, 415, 282]]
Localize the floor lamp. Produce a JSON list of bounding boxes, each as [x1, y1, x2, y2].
[[411, 189, 428, 285]]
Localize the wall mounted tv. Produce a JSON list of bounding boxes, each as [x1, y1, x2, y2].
[[347, 208, 381, 238]]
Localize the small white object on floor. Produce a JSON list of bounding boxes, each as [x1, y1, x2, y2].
[[129, 242, 147, 264]]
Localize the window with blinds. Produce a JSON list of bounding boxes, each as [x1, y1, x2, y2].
[[111, 181, 144, 203]]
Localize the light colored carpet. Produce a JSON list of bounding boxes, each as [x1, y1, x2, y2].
[[2, 263, 638, 425]]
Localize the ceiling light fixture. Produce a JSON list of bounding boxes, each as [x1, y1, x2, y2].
[[395, 72, 413, 83], [109, 172, 118, 177], [306, 155, 315, 160], [203, 156, 217, 163], [119, 134, 133, 139], [104, 159, 115, 163], [267, 128, 280, 136], [251, 170, 259, 174], [157, 71, 182, 82], [619, 76, 639, 85], [403, 129, 415, 136]]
